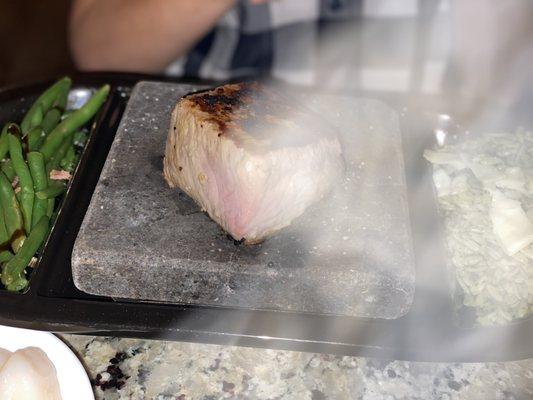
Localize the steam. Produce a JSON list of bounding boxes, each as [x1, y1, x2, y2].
[[162, 1, 533, 361]]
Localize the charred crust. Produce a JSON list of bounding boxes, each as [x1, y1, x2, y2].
[[183, 81, 335, 146], [186, 83, 261, 135], [226, 234, 245, 246], [234, 237, 245, 246]]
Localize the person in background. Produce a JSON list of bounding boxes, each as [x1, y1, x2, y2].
[[70, 0, 532, 102]]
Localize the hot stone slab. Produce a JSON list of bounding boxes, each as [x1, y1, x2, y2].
[[72, 81, 415, 319]]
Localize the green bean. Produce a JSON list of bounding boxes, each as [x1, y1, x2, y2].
[[8, 134, 34, 234], [41, 84, 109, 160], [36, 183, 66, 200], [1, 215, 49, 291], [20, 77, 71, 133], [0, 123, 21, 161], [27, 152, 48, 228], [0, 250, 13, 263], [26, 126, 45, 152], [29, 104, 44, 131], [0, 208, 9, 245], [1, 160, 15, 182], [60, 110, 74, 121], [0, 172, 25, 253], [46, 133, 74, 174], [0, 125, 7, 161], [73, 130, 88, 147], [46, 199, 55, 218], [54, 86, 69, 111], [41, 107, 62, 135], [60, 145, 78, 172]]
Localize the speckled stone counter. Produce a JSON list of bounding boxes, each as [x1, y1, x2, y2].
[[59, 334, 532, 400]]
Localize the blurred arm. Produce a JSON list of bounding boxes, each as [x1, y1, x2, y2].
[[69, 0, 237, 73]]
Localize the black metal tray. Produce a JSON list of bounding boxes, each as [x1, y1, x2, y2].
[[0, 73, 530, 362]]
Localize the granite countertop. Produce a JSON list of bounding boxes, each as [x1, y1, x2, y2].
[[59, 334, 532, 400]]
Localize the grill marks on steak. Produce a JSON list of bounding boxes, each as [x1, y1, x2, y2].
[[187, 83, 330, 151], [190, 85, 243, 134], [164, 82, 344, 244]]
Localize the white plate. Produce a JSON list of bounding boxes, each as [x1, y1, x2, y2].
[[0, 325, 94, 400]]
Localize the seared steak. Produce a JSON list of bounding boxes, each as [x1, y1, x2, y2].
[[163, 83, 344, 244]]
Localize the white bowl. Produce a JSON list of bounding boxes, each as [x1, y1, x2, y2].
[[0, 325, 94, 400]]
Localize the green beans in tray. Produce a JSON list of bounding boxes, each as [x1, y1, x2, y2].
[[0, 77, 109, 292]]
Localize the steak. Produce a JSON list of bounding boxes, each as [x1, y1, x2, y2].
[[163, 82, 344, 244]]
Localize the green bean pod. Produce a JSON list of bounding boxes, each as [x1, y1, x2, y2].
[[0, 250, 13, 263], [60, 145, 78, 172], [41, 84, 109, 160], [8, 134, 34, 235], [46, 199, 55, 218], [73, 130, 88, 148], [46, 133, 74, 174], [29, 104, 44, 131], [1, 160, 15, 182], [0, 125, 7, 161], [21, 77, 71, 133], [60, 110, 74, 121], [1, 215, 49, 291], [36, 183, 66, 200], [0, 172, 25, 253], [27, 152, 49, 228], [41, 107, 62, 135], [0, 208, 9, 246], [26, 126, 45, 152], [54, 86, 69, 111], [0, 123, 21, 161]]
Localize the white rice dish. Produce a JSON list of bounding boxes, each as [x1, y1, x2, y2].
[[424, 130, 533, 326]]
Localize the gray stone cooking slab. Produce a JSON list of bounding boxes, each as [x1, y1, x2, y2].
[[72, 81, 415, 319]]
